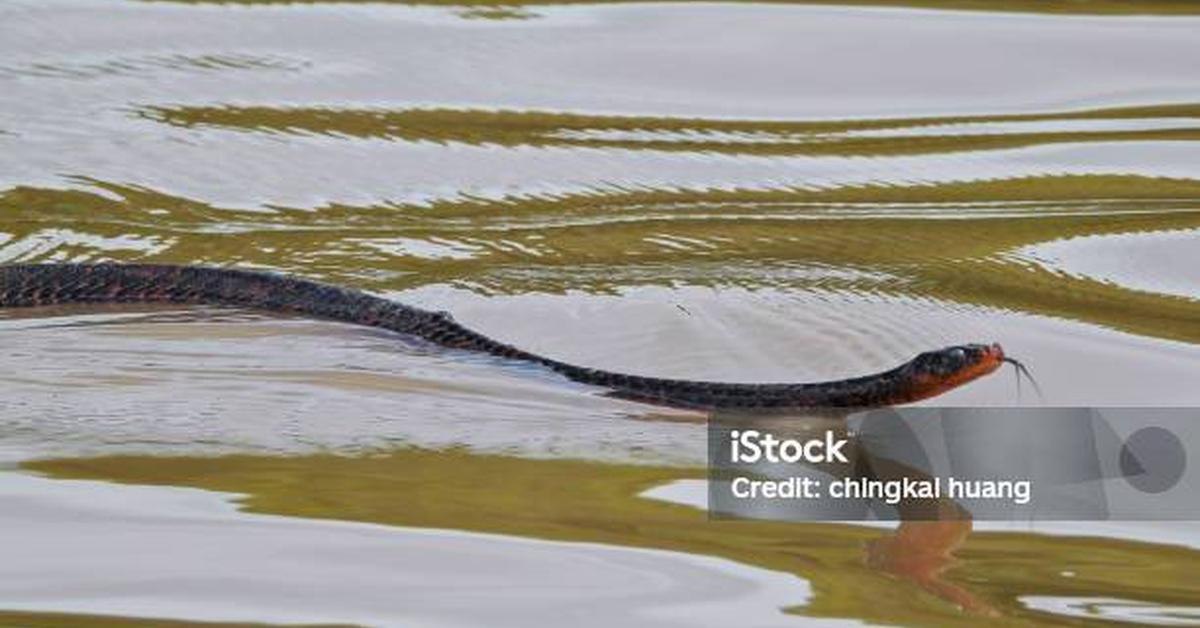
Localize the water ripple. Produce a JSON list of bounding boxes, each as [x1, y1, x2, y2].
[[0, 53, 310, 81]]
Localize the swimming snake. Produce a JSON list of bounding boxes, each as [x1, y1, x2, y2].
[[0, 263, 1015, 409]]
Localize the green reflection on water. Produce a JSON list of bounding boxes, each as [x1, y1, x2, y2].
[[23, 450, 1200, 626], [4, 173, 1199, 344], [143, 104, 1200, 157]]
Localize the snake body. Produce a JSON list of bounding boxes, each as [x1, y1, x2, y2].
[[0, 264, 1005, 409]]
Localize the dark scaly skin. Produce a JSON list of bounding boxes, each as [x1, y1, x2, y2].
[[0, 264, 1006, 409]]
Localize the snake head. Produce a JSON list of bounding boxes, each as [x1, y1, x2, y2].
[[912, 343, 1004, 377], [899, 343, 1006, 402]]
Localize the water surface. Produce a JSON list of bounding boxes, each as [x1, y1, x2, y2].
[[2, 0, 1199, 626]]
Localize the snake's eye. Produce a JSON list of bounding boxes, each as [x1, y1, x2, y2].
[[938, 347, 968, 373]]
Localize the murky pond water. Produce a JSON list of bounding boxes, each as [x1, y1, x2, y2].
[[1, 1, 1199, 626]]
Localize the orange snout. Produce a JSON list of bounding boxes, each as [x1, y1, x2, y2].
[[905, 342, 1006, 404]]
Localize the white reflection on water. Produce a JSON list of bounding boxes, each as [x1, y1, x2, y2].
[[1021, 597, 1200, 626], [0, 472, 828, 628], [556, 118, 1200, 143], [1014, 229, 1200, 301], [1, 1, 1199, 209]]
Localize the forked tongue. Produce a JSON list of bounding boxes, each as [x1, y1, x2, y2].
[[1004, 357, 1045, 403]]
